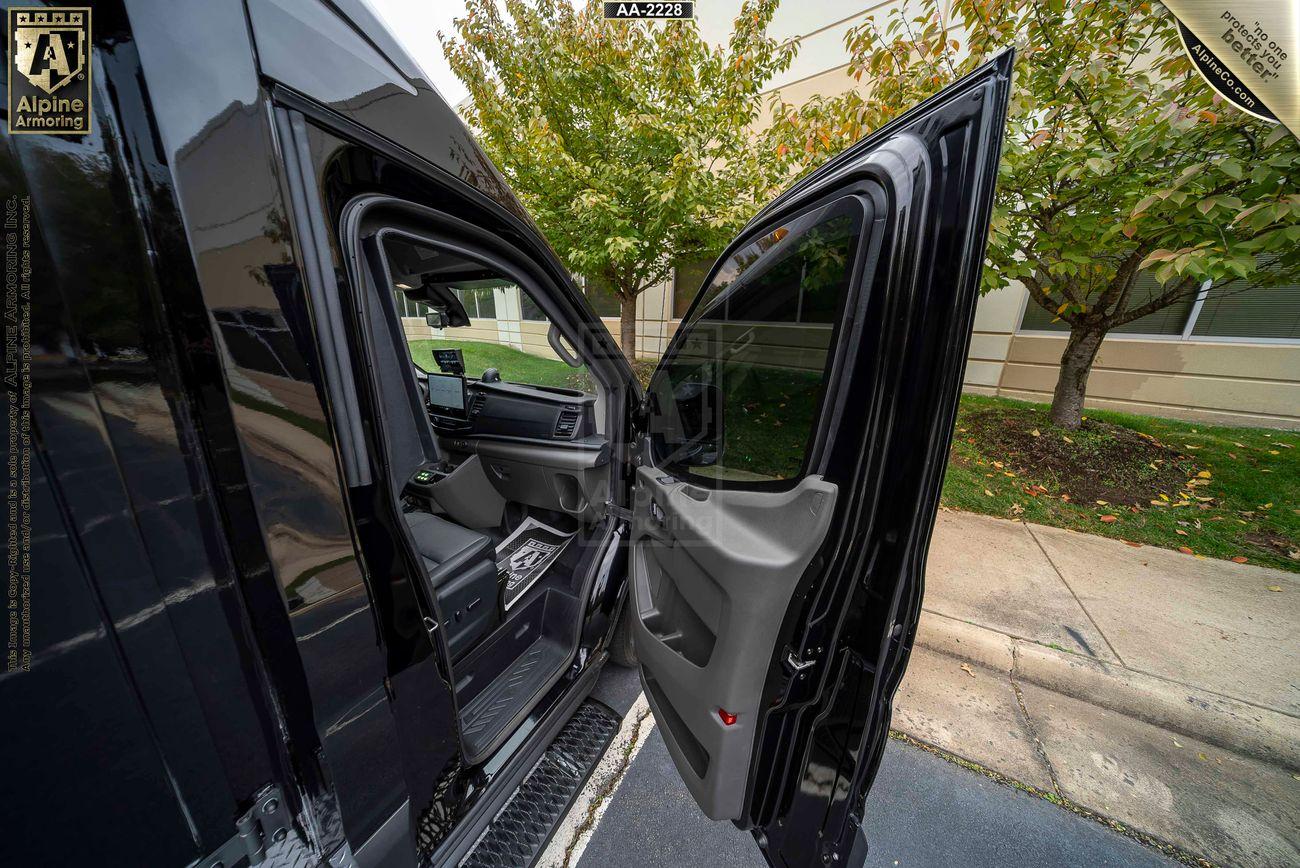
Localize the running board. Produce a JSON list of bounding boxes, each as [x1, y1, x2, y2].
[[460, 700, 620, 868]]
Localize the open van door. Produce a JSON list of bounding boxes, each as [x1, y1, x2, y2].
[[628, 53, 1013, 867]]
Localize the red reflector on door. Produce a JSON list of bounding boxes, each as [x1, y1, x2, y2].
[[718, 708, 737, 726]]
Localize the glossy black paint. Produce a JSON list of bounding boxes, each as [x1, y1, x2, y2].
[[6, 0, 636, 864], [1, 3, 288, 862], [6, 0, 1000, 864], [740, 55, 1014, 867]]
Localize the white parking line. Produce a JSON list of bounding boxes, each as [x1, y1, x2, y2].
[[538, 693, 656, 868]]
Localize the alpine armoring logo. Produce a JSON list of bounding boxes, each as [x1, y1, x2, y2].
[[7, 7, 92, 135]]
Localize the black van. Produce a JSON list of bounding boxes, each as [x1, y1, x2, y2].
[[2, 1, 1009, 865]]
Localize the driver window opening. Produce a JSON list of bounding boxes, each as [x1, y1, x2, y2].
[[350, 224, 616, 767], [384, 236, 594, 394]]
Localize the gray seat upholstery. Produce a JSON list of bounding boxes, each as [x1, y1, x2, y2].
[[404, 511, 499, 659], [405, 512, 492, 587]]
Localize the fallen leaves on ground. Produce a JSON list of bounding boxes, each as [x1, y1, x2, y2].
[[1266, 585, 1283, 592], [1099, 514, 1118, 523], [1231, 556, 1248, 563], [1179, 546, 1194, 555], [959, 663, 976, 678]]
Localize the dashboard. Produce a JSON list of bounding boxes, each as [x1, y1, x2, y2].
[[421, 377, 609, 519], [424, 378, 599, 445]]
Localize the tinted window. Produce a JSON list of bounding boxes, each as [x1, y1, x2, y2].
[[650, 201, 863, 484], [1019, 270, 1196, 335], [1191, 261, 1300, 339]]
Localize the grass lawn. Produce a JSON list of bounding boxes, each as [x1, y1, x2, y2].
[[408, 339, 595, 391], [943, 395, 1299, 572]]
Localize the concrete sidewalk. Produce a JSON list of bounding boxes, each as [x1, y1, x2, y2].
[[899, 510, 1300, 867]]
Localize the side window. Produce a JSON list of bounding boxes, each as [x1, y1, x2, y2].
[[384, 240, 594, 393], [650, 200, 864, 484]]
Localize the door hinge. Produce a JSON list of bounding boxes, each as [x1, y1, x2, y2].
[[198, 784, 293, 868]]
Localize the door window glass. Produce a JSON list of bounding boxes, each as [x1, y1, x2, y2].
[[649, 200, 864, 484]]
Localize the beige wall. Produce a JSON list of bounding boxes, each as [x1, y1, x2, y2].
[[998, 332, 1300, 429], [966, 284, 1300, 429]]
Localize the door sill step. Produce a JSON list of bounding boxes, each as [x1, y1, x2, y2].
[[459, 700, 620, 868], [460, 636, 569, 762]]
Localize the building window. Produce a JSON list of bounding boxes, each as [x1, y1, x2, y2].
[[1018, 270, 1196, 336], [450, 282, 498, 319], [1017, 260, 1299, 341], [519, 291, 547, 322], [396, 292, 427, 319], [1191, 275, 1300, 340]]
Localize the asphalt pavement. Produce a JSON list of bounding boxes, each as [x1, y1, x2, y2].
[[571, 665, 1176, 868]]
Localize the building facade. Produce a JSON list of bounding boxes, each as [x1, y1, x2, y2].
[[422, 0, 1298, 429]]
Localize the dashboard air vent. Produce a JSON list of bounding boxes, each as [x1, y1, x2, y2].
[[468, 392, 487, 419], [553, 406, 581, 439]]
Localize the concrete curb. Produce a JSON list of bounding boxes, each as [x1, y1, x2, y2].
[[915, 610, 1300, 772]]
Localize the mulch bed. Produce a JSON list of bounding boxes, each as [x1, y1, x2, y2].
[[956, 404, 1199, 507]]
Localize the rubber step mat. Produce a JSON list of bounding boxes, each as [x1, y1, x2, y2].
[[460, 700, 620, 868], [460, 637, 569, 761]]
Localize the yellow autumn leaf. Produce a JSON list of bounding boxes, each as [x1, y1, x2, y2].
[[1196, 470, 1211, 479]]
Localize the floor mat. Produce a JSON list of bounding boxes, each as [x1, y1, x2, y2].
[[497, 517, 576, 611]]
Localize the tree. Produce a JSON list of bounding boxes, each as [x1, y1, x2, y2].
[[442, 0, 797, 362], [764, 0, 1300, 428]]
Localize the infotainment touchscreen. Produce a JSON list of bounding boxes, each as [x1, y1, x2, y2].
[[426, 372, 467, 418]]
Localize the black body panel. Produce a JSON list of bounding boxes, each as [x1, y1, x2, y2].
[[745, 55, 1014, 867]]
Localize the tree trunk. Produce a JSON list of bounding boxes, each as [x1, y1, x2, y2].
[[618, 294, 637, 364], [1049, 327, 1105, 429]]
